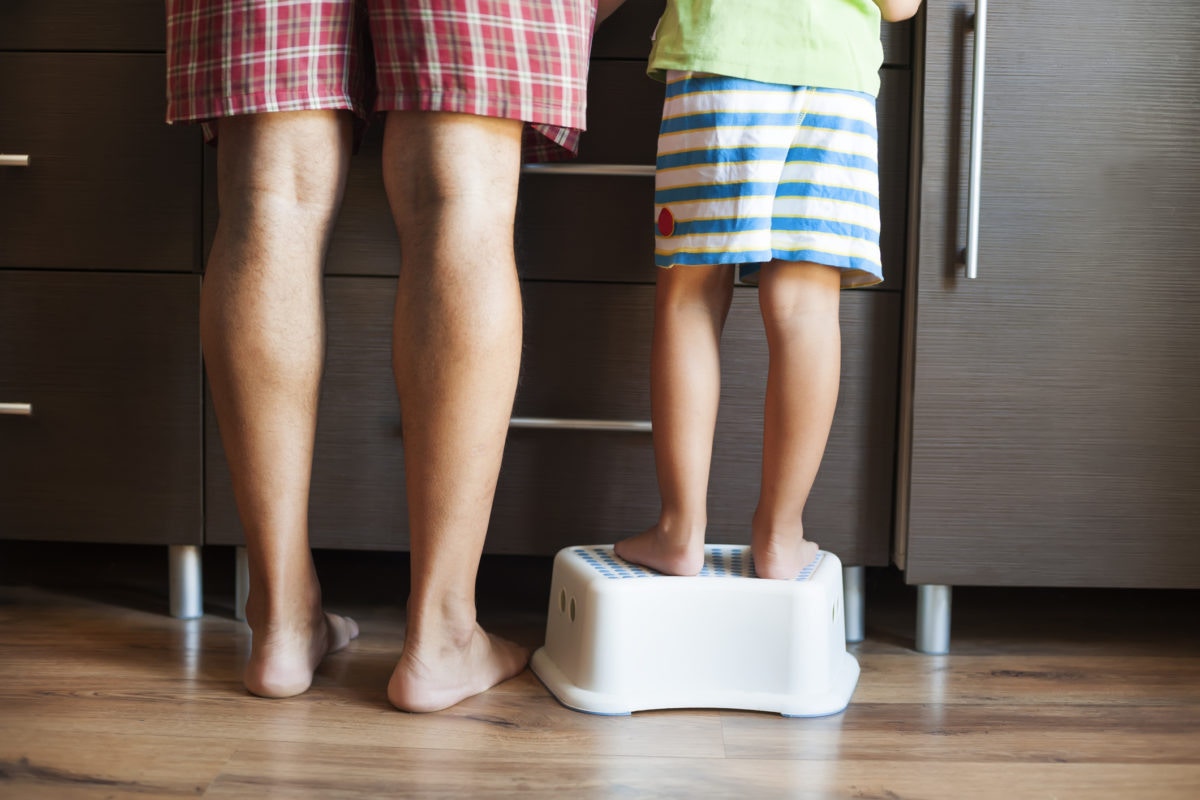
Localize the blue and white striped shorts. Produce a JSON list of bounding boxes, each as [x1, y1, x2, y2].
[[654, 71, 883, 288]]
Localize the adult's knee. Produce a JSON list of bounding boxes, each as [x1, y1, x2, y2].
[[381, 112, 523, 239], [215, 111, 352, 238]]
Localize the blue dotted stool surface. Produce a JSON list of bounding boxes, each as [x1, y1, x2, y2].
[[573, 544, 825, 581]]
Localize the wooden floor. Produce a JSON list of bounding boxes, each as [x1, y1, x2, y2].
[[1, 550, 1199, 799]]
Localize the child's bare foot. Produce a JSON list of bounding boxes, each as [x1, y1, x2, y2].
[[614, 524, 705, 576], [243, 611, 359, 698], [751, 530, 820, 580], [387, 624, 529, 713]]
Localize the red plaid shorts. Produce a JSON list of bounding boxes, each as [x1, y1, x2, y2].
[[165, 0, 596, 159]]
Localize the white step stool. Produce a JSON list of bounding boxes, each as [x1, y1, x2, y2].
[[530, 544, 860, 717]]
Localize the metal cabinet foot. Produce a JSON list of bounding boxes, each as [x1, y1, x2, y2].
[[235, 546, 249, 622], [168, 545, 203, 619], [843, 565, 865, 643], [916, 584, 952, 654]]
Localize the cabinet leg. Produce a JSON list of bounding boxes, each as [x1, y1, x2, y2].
[[842, 565, 865, 643], [168, 545, 203, 619], [916, 584, 952, 654], [235, 546, 249, 623]]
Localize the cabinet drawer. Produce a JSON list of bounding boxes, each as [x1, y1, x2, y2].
[[489, 428, 658, 554], [592, 1, 912, 66], [516, 281, 654, 419], [287, 60, 666, 279], [256, 67, 908, 286], [0, 271, 202, 545], [493, 283, 900, 561], [517, 69, 911, 288], [575, 60, 664, 165], [0, 54, 202, 272], [205, 277, 410, 550], [208, 279, 657, 550], [490, 281, 659, 553], [0, 1, 166, 52], [207, 277, 898, 562]]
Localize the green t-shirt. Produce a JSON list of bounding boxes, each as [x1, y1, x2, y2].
[[647, 0, 884, 96]]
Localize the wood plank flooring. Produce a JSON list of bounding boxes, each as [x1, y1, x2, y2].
[[1, 552, 1198, 799]]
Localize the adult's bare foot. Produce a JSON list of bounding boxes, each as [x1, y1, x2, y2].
[[243, 611, 359, 699], [614, 524, 705, 576], [387, 624, 529, 713]]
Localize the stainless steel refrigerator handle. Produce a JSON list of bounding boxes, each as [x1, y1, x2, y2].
[[509, 416, 652, 433], [0, 403, 33, 416], [963, 0, 988, 279], [520, 163, 655, 177], [0, 154, 31, 167]]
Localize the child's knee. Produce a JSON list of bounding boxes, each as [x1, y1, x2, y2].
[[757, 263, 841, 328], [657, 265, 735, 310]]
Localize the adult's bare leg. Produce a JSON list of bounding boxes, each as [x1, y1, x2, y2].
[[203, 111, 359, 698], [751, 260, 841, 579], [380, 112, 528, 712]]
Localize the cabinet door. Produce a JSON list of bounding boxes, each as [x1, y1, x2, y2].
[[0, 54, 202, 271], [0, 272, 202, 545], [903, 2, 1200, 587]]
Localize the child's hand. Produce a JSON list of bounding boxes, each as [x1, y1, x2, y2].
[[873, 0, 923, 22]]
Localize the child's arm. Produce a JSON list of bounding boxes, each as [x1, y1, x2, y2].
[[873, 0, 923, 22], [596, 0, 629, 28]]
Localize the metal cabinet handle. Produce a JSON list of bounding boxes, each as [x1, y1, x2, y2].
[[0, 154, 31, 167], [521, 163, 654, 177], [0, 403, 33, 416], [961, 0, 988, 279], [509, 416, 651, 433]]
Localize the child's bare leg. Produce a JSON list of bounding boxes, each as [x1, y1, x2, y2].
[[752, 260, 841, 579], [615, 264, 734, 575]]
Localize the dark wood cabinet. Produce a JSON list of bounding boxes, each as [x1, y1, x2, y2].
[[200, 7, 912, 569], [899, 2, 1200, 590], [7, 0, 1195, 634], [1, 14, 207, 616], [0, 4, 910, 621]]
